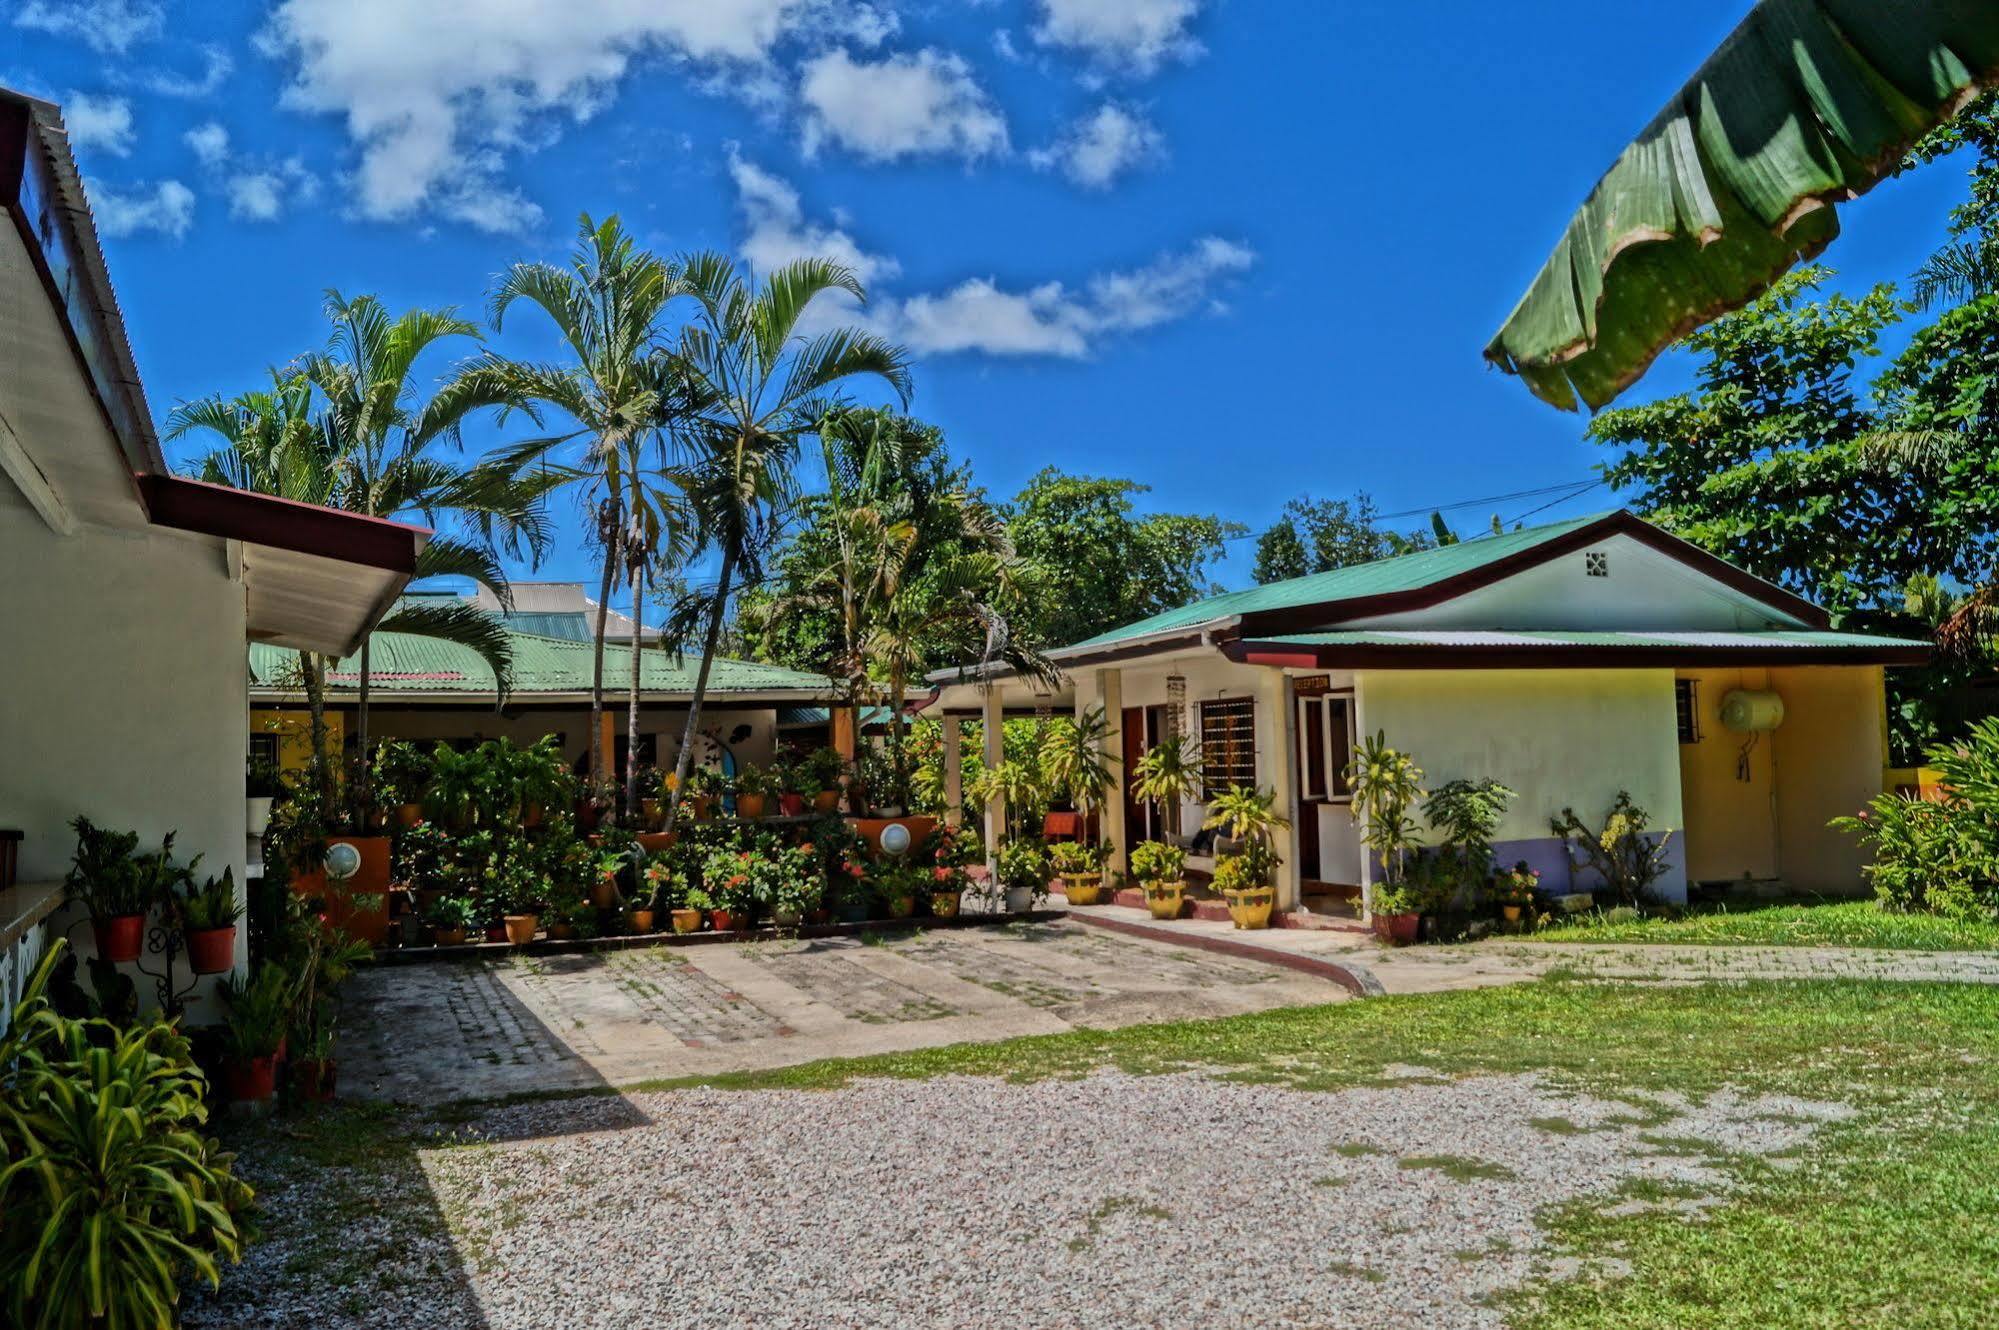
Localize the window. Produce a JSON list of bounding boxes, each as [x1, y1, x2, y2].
[[1297, 694, 1355, 801], [1200, 698, 1257, 797], [1584, 551, 1609, 578], [248, 733, 278, 768], [1675, 679, 1701, 743]]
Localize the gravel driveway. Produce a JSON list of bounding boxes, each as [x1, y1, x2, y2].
[[186, 1069, 1845, 1329]]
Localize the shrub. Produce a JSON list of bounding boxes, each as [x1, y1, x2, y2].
[[1550, 792, 1674, 906], [1129, 840, 1186, 885], [1211, 853, 1264, 895], [1047, 840, 1108, 876], [0, 945, 250, 1329], [1834, 720, 1999, 920], [995, 839, 1051, 893]]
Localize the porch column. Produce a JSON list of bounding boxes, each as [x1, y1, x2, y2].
[[1094, 668, 1126, 878], [942, 715, 964, 827], [982, 686, 1005, 864], [1257, 668, 1300, 912], [831, 704, 857, 761], [1353, 674, 1373, 925]]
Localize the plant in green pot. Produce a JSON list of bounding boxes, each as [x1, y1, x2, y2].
[[176, 869, 243, 975], [1202, 785, 1290, 930], [1129, 840, 1188, 920], [995, 839, 1051, 915], [65, 816, 151, 963]]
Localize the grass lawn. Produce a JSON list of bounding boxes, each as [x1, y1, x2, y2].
[[232, 978, 1999, 1329], [1526, 897, 1999, 951]]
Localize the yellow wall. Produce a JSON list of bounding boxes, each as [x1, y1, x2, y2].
[[1676, 667, 1779, 884], [1356, 668, 1685, 846], [1767, 665, 1884, 894], [251, 709, 343, 775]]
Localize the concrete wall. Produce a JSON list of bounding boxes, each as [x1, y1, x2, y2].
[[1356, 668, 1688, 902], [0, 508, 249, 1013], [1767, 665, 1884, 895]]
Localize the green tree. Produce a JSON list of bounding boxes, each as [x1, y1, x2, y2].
[[660, 255, 911, 828], [1251, 516, 1307, 584], [1005, 469, 1243, 646]]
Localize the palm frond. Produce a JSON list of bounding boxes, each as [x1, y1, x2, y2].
[[371, 600, 515, 700]]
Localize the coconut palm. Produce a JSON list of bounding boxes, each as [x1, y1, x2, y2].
[[658, 255, 912, 828], [459, 215, 690, 808]]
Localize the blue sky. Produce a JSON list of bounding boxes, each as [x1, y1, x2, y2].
[[7, 0, 1979, 589]]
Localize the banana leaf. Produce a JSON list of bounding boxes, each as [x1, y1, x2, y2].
[[1487, 0, 1999, 412]]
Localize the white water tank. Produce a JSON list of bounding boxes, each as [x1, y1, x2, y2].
[[1719, 689, 1785, 732]]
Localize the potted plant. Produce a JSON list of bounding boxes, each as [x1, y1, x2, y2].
[[1494, 861, 1539, 923], [682, 766, 725, 820], [514, 736, 573, 829], [1132, 734, 1201, 841], [499, 866, 545, 946], [547, 895, 595, 942], [638, 858, 679, 933], [246, 756, 283, 836], [773, 758, 807, 817], [368, 740, 430, 827], [1048, 839, 1110, 906], [765, 848, 821, 927], [591, 844, 628, 909], [218, 961, 291, 1105], [175, 868, 242, 974], [1370, 882, 1422, 945], [64, 817, 153, 964], [1130, 840, 1188, 920], [675, 885, 711, 934], [1202, 785, 1290, 931], [704, 848, 756, 930], [930, 828, 979, 917], [804, 746, 846, 813], [734, 765, 776, 820], [876, 862, 925, 920], [427, 894, 477, 945], [995, 839, 1050, 915]]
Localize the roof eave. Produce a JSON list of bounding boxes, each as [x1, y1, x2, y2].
[[1225, 640, 1930, 670]]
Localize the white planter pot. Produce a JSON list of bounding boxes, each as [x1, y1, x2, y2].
[[1004, 885, 1034, 914], [246, 796, 274, 837]]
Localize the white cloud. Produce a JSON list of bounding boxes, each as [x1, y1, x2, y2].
[[228, 158, 319, 222], [184, 121, 230, 168], [143, 45, 233, 98], [728, 149, 897, 286], [91, 179, 194, 239], [261, 0, 893, 232], [63, 93, 134, 156], [722, 159, 1250, 359], [1028, 102, 1161, 188], [14, 0, 162, 54], [1032, 0, 1202, 75], [799, 48, 1007, 163]]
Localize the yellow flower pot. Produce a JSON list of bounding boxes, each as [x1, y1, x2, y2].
[[1062, 873, 1104, 906], [1223, 887, 1275, 931], [1143, 880, 1184, 921]]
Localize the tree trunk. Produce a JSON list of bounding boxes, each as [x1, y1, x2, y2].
[[589, 503, 620, 809], [625, 558, 645, 823], [302, 651, 334, 812], [662, 545, 735, 834]]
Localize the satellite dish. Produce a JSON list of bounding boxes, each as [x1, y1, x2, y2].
[[879, 822, 913, 857], [323, 841, 362, 882]]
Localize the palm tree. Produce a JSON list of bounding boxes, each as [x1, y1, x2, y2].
[[659, 255, 912, 828], [1039, 705, 1118, 851], [462, 215, 687, 811], [302, 291, 540, 801]]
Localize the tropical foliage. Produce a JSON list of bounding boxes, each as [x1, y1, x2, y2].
[[1835, 717, 1999, 921]]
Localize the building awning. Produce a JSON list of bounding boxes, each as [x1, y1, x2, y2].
[[1226, 629, 1931, 670], [141, 475, 429, 657]]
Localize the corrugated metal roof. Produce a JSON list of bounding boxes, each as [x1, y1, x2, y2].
[[249, 629, 833, 697], [1065, 511, 1614, 651], [776, 705, 893, 728], [1258, 629, 1928, 650], [466, 583, 656, 639]]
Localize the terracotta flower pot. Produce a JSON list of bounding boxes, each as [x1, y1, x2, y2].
[[771, 905, 802, 927], [397, 803, 424, 828], [1143, 882, 1184, 921], [689, 795, 714, 821], [812, 790, 841, 814], [186, 925, 237, 975], [92, 913, 145, 963], [736, 793, 768, 820], [224, 1054, 277, 1104], [887, 895, 916, 920], [641, 798, 662, 828], [483, 922, 509, 943], [1223, 886, 1276, 931], [523, 803, 545, 829], [548, 923, 576, 941], [669, 908, 701, 934], [1374, 911, 1420, 946], [433, 927, 467, 946], [592, 877, 620, 909], [709, 908, 740, 933], [779, 792, 806, 817], [292, 1057, 337, 1103], [629, 909, 657, 934], [1501, 904, 1523, 923], [806, 907, 832, 925], [930, 890, 962, 919], [636, 832, 676, 854], [503, 914, 539, 945]]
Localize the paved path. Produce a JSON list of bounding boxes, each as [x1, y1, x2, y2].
[[1066, 904, 1999, 995], [341, 920, 1351, 1104]]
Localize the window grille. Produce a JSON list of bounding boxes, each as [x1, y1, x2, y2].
[[1585, 551, 1609, 577], [1200, 698, 1257, 797], [1675, 679, 1701, 743]]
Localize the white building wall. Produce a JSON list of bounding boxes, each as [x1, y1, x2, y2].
[[1356, 667, 1689, 903], [0, 503, 250, 1011]]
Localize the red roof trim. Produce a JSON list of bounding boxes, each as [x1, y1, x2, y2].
[[1235, 511, 1832, 637], [138, 474, 430, 574]]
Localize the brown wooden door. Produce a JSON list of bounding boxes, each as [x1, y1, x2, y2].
[[1122, 705, 1149, 858]]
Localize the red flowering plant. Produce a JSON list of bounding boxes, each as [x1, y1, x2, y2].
[[701, 847, 760, 916]]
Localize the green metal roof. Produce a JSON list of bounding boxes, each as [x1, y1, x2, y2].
[[1065, 512, 1615, 651], [249, 630, 833, 697], [776, 705, 894, 728], [1255, 629, 1928, 651]]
